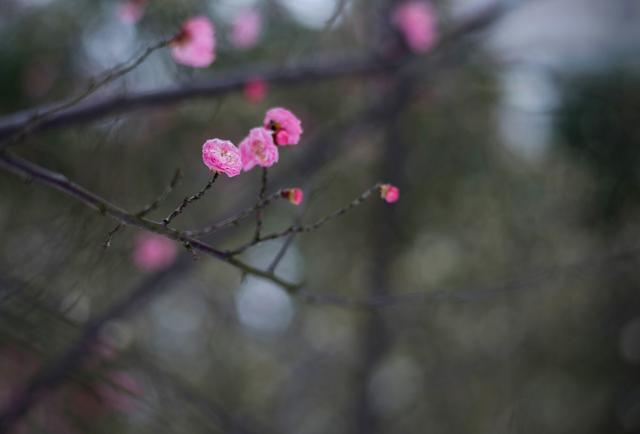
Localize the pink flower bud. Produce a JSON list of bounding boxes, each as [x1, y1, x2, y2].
[[240, 127, 279, 171], [380, 184, 400, 203], [244, 78, 268, 103], [392, 1, 438, 53], [132, 233, 177, 272], [202, 138, 242, 177], [230, 8, 262, 50], [170, 16, 216, 68], [264, 107, 303, 146], [282, 188, 304, 205]]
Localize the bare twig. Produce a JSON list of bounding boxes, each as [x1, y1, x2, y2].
[[184, 190, 285, 237], [104, 168, 182, 247], [253, 168, 269, 241], [229, 183, 382, 255], [2, 39, 170, 148], [163, 172, 219, 226]]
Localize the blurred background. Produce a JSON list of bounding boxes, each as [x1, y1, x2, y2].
[[2, 0, 640, 433]]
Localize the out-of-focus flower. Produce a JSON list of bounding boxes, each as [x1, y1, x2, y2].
[[170, 16, 216, 68], [240, 127, 279, 171], [392, 1, 438, 53], [98, 371, 143, 413], [264, 107, 303, 146], [244, 78, 268, 103], [132, 233, 177, 272], [202, 139, 242, 177], [282, 188, 304, 205], [230, 8, 263, 50], [117, 0, 146, 24], [380, 184, 400, 203]]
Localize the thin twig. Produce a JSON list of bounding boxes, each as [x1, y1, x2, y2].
[[163, 172, 219, 226], [3, 39, 170, 148], [103, 168, 182, 247], [253, 168, 269, 241], [229, 183, 382, 255], [184, 190, 285, 237]]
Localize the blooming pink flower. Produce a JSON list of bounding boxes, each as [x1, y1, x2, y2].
[[170, 16, 216, 68], [264, 107, 303, 146], [132, 233, 177, 272], [202, 139, 242, 177], [244, 78, 268, 103], [380, 184, 400, 203], [240, 127, 279, 171], [392, 1, 438, 53], [230, 9, 262, 50], [282, 188, 304, 205], [117, 0, 146, 24]]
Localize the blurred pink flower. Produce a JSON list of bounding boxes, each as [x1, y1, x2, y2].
[[380, 184, 400, 203], [132, 233, 177, 272], [170, 16, 216, 68], [117, 0, 146, 24], [98, 371, 143, 414], [202, 139, 242, 177], [230, 8, 263, 50], [240, 127, 279, 171], [244, 78, 268, 103], [392, 1, 438, 53], [264, 107, 303, 146], [282, 188, 304, 205]]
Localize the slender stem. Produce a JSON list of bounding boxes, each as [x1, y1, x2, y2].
[[253, 168, 269, 241], [3, 39, 170, 147], [184, 190, 284, 237], [104, 168, 182, 247], [229, 183, 382, 255], [163, 172, 219, 226]]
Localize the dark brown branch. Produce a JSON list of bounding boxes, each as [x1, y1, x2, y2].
[[0, 1, 510, 144], [2, 39, 170, 147], [0, 151, 298, 292]]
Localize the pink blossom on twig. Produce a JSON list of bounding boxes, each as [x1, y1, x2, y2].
[[380, 184, 400, 203], [264, 107, 303, 146], [240, 127, 279, 171], [202, 138, 242, 177], [170, 16, 216, 68]]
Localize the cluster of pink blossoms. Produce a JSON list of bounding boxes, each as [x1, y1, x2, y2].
[[392, 1, 438, 53], [201, 106, 303, 177]]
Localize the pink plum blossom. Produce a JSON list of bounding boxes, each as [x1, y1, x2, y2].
[[132, 233, 177, 272], [240, 127, 279, 171], [244, 78, 268, 103], [202, 138, 242, 177], [230, 9, 263, 50], [264, 107, 303, 146], [170, 16, 216, 68], [282, 188, 304, 205], [380, 184, 400, 203], [392, 1, 438, 53], [117, 0, 146, 24]]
